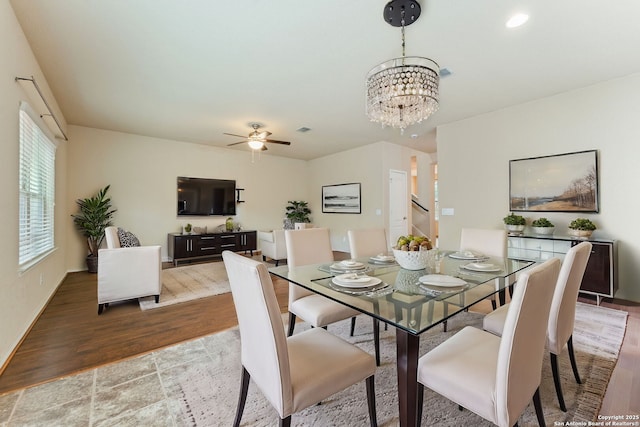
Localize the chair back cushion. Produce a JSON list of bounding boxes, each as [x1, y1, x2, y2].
[[348, 228, 388, 259], [104, 226, 121, 249], [285, 228, 334, 303], [495, 257, 560, 427], [547, 241, 592, 354], [460, 228, 507, 259], [222, 251, 293, 415]]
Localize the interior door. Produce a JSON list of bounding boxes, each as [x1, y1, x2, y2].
[[389, 169, 409, 246]]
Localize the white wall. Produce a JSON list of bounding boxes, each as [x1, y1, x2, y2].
[[66, 126, 310, 269], [309, 141, 433, 251], [437, 73, 640, 302], [0, 0, 69, 368]]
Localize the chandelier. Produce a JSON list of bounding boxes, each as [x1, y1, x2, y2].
[[366, 0, 440, 133]]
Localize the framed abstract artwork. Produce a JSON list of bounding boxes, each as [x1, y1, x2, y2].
[[509, 150, 599, 212], [322, 183, 361, 214]]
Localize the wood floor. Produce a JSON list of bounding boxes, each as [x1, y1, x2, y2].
[[0, 261, 638, 418]]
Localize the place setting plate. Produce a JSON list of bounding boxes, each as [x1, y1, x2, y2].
[[418, 274, 468, 295], [460, 262, 502, 272], [329, 273, 391, 296], [332, 273, 382, 288], [368, 254, 396, 265], [448, 250, 487, 261], [329, 260, 370, 273]]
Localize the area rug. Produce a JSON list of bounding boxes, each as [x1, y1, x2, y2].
[[2, 302, 627, 426], [138, 261, 231, 310], [174, 302, 628, 426]]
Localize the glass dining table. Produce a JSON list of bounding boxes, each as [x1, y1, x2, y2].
[[268, 251, 534, 427]]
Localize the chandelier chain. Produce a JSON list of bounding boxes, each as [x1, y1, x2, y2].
[[401, 8, 406, 58]]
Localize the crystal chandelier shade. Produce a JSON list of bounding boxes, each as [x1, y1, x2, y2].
[[366, 0, 440, 132], [366, 56, 439, 131]]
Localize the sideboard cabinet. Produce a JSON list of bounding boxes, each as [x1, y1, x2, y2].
[[507, 233, 617, 305], [168, 230, 257, 266]]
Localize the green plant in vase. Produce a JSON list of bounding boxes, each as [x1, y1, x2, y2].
[[532, 217, 555, 235], [503, 213, 526, 234], [284, 200, 311, 229], [568, 218, 596, 238]]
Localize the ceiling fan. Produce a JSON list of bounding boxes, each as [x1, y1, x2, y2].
[[224, 123, 292, 151]]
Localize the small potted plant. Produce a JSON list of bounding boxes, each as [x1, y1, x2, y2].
[[531, 217, 555, 235], [284, 200, 311, 230], [568, 218, 596, 238], [503, 213, 526, 234], [184, 223, 192, 234]]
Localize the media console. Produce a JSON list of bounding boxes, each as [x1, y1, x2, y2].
[[507, 233, 617, 305], [168, 230, 257, 266]]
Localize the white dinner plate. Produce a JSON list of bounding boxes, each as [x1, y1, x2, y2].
[[418, 274, 467, 287], [370, 255, 395, 263], [330, 262, 366, 271], [332, 274, 382, 288], [461, 262, 502, 272], [449, 251, 485, 260]]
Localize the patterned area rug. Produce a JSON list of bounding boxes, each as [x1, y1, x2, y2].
[[176, 302, 628, 426], [139, 262, 231, 310]]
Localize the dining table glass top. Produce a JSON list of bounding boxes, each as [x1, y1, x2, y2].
[[268, 251, 534, 335]]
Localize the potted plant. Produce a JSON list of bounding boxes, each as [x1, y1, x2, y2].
[[184, 223, 192, 234], [568, 218, 596, 238], [71, 185, 116, 273], [531, 217, 555, 235], [284, 200, 311, 230], [503, 213, 526, 234]]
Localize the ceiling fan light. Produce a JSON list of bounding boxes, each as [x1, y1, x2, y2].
[[248, 139, 264, 150]]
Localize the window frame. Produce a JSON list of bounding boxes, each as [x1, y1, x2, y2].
[[18, 102, 57, 271]]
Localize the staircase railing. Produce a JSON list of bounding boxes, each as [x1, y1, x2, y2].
[[411, 196, 430, 238]]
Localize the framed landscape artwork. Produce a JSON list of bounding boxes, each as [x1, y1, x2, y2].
[[509, 150, 599, 212], [322, 183, 361, 214]]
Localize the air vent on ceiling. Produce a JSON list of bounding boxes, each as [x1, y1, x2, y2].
[[440, 67, 453, 78]]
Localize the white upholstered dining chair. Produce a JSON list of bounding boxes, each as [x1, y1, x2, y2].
[[460, 228, 508, 310], [348, 228, 390, 335], [348, 228, 389, 259], [483, 241, 592, 412], [416, 258, 560, 427], [285, 228, 381, 365], [222, 251, 378, 427]]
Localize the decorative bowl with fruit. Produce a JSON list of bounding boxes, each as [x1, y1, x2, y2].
[[392, 235, 433, 270]]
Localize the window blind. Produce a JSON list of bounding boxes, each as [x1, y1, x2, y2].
[[19, 108, 56, 267]]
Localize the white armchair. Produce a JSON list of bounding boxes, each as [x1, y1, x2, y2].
[[97, 226, 162, 314], [258, 229, 287, 266]]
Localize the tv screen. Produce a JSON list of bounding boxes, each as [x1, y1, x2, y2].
[[177, 177, 236, 216]]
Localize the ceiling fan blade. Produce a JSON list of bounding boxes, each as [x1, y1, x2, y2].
[[261, 145, 268, 151], [264, 138, 292, 145], [227, 141, 247, 146], [223, 132, 248, 139]]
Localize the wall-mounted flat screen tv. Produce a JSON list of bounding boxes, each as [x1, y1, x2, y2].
[[177, 177, 236, 216]]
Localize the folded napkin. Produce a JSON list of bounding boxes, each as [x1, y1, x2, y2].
[[467, 262, 496, 270], [337, 274, 371, 283]]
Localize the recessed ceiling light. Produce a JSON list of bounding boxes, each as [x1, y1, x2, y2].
[[506, 13, 529, 28], [296, 127, 311, 133]]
